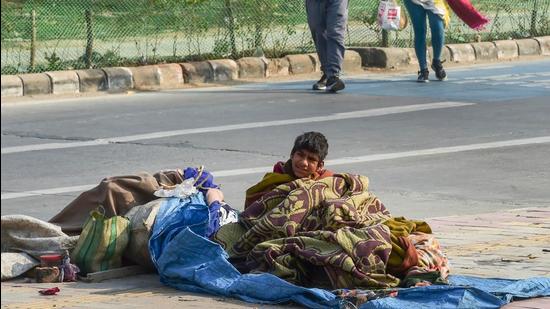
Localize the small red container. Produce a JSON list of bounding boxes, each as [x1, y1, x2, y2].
[[40, 254, 63, 267]]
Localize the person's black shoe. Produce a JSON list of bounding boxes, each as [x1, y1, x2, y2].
[[326, 76, 345, 92], [431, 60, 447, 81], [417, 68, 429, 83], [312, 73, 327, 90]]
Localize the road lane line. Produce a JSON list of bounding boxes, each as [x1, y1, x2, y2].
[[1, 184, 95, 200], [2, 135, 549, 200], [1, 102, 473, 154]]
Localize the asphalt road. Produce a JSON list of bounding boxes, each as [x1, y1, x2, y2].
[[1, 59, 549, 222]]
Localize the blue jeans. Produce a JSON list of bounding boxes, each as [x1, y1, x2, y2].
[[404, 0, 445, 70]]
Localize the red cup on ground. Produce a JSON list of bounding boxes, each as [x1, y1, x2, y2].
[[40, 254, 63, 267]]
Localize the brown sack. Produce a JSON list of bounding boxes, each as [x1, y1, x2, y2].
[[123, 199, 164, 270], [49, 170, 184, 234]]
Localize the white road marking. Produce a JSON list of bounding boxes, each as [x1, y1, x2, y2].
[[2, 135, 549, 200], [1, 185, 94, 200], [451, 72, 550, 89], [450, 65, 513, 72], [1, 102, 473, 154]]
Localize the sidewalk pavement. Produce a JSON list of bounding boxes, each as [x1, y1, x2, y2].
[[2, 207, 548, 309]]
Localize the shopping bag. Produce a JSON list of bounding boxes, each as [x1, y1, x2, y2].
[[70, 207, 130, 274], [378, 0, 402, 31]]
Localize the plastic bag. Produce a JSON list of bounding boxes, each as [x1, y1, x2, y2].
[[154, 178, 197, 198], [378, 0, 401, 31]]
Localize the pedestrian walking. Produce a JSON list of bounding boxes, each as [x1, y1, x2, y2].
[[404, 0, 489, 82], [306, 0, 349, 92], [403, 0, 448, 82]]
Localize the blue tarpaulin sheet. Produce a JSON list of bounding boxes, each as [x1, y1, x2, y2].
[[360, 277, 550, 309], [150, 197, 550, 308]]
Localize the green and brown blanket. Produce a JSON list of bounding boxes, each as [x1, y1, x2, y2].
[[213, 173, 449, 289]]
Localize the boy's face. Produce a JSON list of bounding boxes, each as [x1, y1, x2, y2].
[[290, 149, 324, 178]]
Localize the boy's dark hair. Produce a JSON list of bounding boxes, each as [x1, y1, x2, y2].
[[291, 131, 329, 161]]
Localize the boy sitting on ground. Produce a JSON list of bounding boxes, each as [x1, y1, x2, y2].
[[244, 131, 334, 208]]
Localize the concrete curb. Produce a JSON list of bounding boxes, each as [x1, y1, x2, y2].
[[1, 37, 548, 98], [350, 47, 410, 69], [181, 61, 213, 83], [1, 75, 23, 97], [208, 59, 238, 82], [103, 67, 133, 92], [19, 73, 52, 96], [286, 54, 315, 74], [343, 50, 362, 72], [266, 58, 290, 78], [130, 64, 184, 90], [405, 48, 420, 66], [130, 65, 162, 90], [447, 43, 476, 63], [45, 71, 80, 94], [75, 69, 108, 92], [494, 40, 519, 60], [236, 57, 267, 79], [516, 38, 541, 56], [307, 53, 322, 72], [158, 63, 185, 86], [424, 47, 452, 64], [534, 36, 550, 56], [471, 42, 498, 62]]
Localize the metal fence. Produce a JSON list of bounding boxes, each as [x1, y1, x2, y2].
[[2, 0, 549, 74]]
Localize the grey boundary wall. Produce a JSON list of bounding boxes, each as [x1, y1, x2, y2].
[[2, 37, 548, 98]]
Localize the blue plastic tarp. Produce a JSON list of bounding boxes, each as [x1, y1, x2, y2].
[[448, 275, 550, 302], [360, 276, 550, 309], [150, 198, 550, 308], [156, 228, 340, 308], [149, 193, 210, 267]]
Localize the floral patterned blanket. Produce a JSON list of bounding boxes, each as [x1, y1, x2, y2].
[[213, 174, 448, 289]]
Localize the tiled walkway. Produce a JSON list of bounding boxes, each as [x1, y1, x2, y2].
[[427, 207, 550, 279]]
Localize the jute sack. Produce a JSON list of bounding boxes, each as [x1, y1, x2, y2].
[[71, 208, 130, 274], [123, 198, 163, 270]]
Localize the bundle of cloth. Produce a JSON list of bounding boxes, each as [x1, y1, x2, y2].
[[446, 0, 489, 29], [49, 167, 224, 234], [212, 173, 449, 289]]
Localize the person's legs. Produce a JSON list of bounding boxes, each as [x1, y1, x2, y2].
[[427, 10, 447, 80], [324, 0, 348, 92], [306, 0, 328, 89], [427, 10, 445, 62], [404, 0, 428, 70], [324, 0, 348, 78]]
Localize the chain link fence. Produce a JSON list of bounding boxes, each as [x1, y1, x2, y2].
[[2, 0, 549, 74]]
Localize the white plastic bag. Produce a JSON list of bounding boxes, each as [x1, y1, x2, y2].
[[153, 178, 198, 198], [378, 0, 401, 31]]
